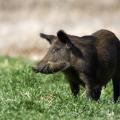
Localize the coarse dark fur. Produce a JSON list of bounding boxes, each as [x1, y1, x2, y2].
[[32, 29, 120, 102]]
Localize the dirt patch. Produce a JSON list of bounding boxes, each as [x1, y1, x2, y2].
[[0, 0, 120, 59]]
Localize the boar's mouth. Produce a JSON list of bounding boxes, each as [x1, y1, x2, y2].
[[32, 62, 68, 74]]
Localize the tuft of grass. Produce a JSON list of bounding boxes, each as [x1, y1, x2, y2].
[[0, 55, 120, 120]]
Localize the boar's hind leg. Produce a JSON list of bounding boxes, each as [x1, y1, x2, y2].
[[64, 68, 80, 97], [112, 73, 120, 102]]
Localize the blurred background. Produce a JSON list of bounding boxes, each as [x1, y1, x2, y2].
[[0, 0, 120, 60]]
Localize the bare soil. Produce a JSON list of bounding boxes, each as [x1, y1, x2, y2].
[[0, 0, 120, 60]]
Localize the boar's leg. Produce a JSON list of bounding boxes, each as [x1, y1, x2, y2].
[[86, 87, 101, 101], [64, 68, 80, 97], [79, 73, 101, 101], [112, 74, 120, 102], [70, 81, 80, 97]]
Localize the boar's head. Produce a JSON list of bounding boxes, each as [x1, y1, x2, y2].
[[32, 30, 83, 74]]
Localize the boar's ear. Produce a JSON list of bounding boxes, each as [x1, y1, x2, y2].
[[57, 30, 70, 44], [40, 33, 56, 44]]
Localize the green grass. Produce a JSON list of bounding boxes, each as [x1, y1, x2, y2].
[[0, 56, 120, 120]]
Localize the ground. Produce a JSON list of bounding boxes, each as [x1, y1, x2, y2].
[[0, 56, 120, 120], [0, 0, 120, 59]]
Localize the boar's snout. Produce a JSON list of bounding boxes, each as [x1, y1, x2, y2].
[[32, 65, 44, 73], [32, 63, 50, 74], [32, 61, 69, 74], [32, 66, 41, 73]]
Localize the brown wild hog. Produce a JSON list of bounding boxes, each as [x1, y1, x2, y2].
[[32, 29, 120, 102]]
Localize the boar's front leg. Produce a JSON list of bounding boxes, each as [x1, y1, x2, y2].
[[64, 68, 80, 97], [86, 87, 101, 101], [80, 73, 101, 101]]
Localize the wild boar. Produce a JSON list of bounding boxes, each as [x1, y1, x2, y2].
[[32, 29, 120, 102]]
